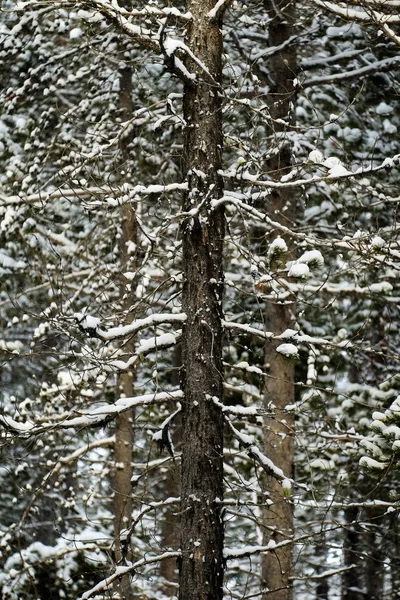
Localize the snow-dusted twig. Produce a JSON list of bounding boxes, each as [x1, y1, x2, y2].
[[110, 331, 182, 371], [303, 55, 400, 88], [225, 419, 291, 486], [20, 436, 114, 528]]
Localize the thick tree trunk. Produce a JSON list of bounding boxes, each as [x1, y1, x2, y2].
[[113, 51, 136, 600], [179, 2, 225, 600], [262, 1, 297, 600]]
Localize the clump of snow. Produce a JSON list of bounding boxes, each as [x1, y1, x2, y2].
[[323, 156, 341, 169], [370, 282, 393, 294], [235, 361, 263, 374], [268, 236, 287, 259], [328, 164, 352, 179], [123, 271, 136, 281], [297, 249, 324, 268], [370, 236, 385, 250], [276, 343, 299, 359], [308, 149, 324, 164], [69, 27, 83, 39], [376, 102, 393, 116], [288, 262, 310, 278], [359, 456, 387, 471], [310, 459, 331, 470], [279, 329, 298, 339], [75, 313, 101, 334], [383, 119, 397, 135]]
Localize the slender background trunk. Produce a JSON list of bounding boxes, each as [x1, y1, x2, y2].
[[262, 1, 297, 599], [179, 2, 225, 599], [113, 45, 137, 600]]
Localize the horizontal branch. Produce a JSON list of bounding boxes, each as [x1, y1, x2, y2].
[[80, 312, 187, 341], [312, 0, 400, 22], [303, 55, 400, 88], [80, 550, 181, 599], [223, 319, 353, 351], [0, 390, 183, 436]]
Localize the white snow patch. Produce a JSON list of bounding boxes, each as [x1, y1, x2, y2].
[[276, 343, 298, 358], [69, 27, 83, 39], [308, 150, 324, 164], [288, 263, 310, 278], [376, 102, 393, 116]]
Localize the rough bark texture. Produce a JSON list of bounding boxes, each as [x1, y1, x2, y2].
[[179, 2, 225, 600], [262, 1, 297, 599], [159, 345, 181, 595], [342, 507, 364, 600], [113, 50, 136, 600]]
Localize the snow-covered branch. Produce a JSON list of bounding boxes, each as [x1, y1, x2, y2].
[[0, 390, 183, 436], [80, 550, 181, 599], [225, 419, 291, 487], [303, 55, 400, 88], [75, 311, 186, 341], [207, 0, 234, 21], [222, 320, 353, 352], [312, 0, 400, 23]]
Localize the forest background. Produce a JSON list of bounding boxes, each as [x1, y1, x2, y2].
[[1, 0, 400, 599]]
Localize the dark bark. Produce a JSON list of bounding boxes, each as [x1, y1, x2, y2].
[[178, 2, 225, 600], [113, 41, 137, 600], [342, 507, 364, 600], [261, 2, 297, 600], [159, 345, 181, 595]]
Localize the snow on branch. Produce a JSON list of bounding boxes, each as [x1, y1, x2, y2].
[[110, 331, 182, 371], [303, 55, 400, 88], [80, 550, 181, 599], [117, 497, 179, 557], [312, 0, 400, 23], [222, 320, 353, 352], [0, 390, 183, 436], [78, 0, 160, 50], [75, 311, 186, 341], [225, 418, 291, 488], [219, 152, 400, 190], [1, 182, 188, 208], [207, 0, 234, 21]]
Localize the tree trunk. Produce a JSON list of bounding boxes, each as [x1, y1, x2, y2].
[[113, 48, 137, 600], [179, 2, 225, 600], [342, 507, 364, 600], [159, 345, 181, 595], [262, 1, 297, 599]]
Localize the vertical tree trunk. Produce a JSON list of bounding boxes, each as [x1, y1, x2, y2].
[[179, 2, 225, 600], [262, 1, 297, 599], [315, 541, 329, 600], [342, 507, 364, 600], [159, 345, 181, 595], [113, 49, 137, 600]]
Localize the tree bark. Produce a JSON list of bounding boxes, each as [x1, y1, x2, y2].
[[262, 1, 297, 600], [113, 48, 137, 600], [342, 507, 364, 600], [179, 2, 225, 600], [159, 345, 181, 595]]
